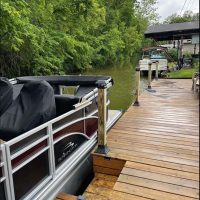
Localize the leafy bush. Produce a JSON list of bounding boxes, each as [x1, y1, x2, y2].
[[193, 61, 199, 72], [167, 48, 178, 61], [0, 0, 157, 77]]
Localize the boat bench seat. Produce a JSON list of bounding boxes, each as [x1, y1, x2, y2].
[[55, 86, 97, 116], [55, 95, 80, 116]]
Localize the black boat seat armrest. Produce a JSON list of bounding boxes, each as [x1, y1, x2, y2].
[[55, 95, 80, 116]]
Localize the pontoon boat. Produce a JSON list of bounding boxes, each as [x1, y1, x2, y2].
[[0, 75, 121, 200]]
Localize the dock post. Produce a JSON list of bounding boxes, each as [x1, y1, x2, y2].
[[95, 82, 109, 154], [193, 77, 197, 94], [155, 60, 159, 80], [133, 66, 140, 106], [192, 73, 196, 91], [148, 61, 152, 89]]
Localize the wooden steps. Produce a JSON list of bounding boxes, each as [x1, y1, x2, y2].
[[83, 79, 199, 200], [93, 154, 125, 176]]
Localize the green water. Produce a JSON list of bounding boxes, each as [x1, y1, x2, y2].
[[83, 63, 148, 111]]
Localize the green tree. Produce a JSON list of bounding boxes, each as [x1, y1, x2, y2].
[[164, 11, 199, 24], [0, 0, 157, 77]]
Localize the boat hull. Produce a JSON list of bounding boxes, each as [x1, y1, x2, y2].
[[139, 58, 168, 72]]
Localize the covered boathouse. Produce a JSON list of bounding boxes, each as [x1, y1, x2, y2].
[[144, 21, 199, 67]]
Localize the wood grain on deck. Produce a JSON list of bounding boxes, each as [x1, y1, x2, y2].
[[84, 79, 199, 200]]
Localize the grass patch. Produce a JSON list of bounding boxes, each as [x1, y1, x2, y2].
[[167, 60, 199, 78], [167, 68, 196, 78], [168, 62, 177, 69]]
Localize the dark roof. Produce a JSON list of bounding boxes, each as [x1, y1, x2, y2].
[[144, 21, 199, 41]]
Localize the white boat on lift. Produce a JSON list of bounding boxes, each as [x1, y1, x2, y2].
[[0, 75, 122, 200], [139, 47, 168, 72]]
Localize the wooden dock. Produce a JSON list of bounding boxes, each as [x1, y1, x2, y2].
[[84, 79, 199, 200]]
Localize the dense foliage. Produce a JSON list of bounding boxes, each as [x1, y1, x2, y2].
[[167, 48, 178, 61], [0, 0, 157, 77], [163, 11, 199, 24]]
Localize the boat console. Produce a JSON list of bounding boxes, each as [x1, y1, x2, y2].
[[0, 75, 121, 200]]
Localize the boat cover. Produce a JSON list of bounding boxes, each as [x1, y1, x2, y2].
[[0, 77, 13, 116], [13, 84, 24, 100], [0, 81, 56, 141], [16, 75, 113, 87], [55, 95, 80, 116]]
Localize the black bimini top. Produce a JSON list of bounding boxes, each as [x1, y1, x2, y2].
[[16, 75, 113, 87]]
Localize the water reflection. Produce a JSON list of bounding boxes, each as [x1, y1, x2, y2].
[[83, 63, 148, 110]]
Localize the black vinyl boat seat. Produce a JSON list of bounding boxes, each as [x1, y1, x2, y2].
[[54, 86, 97, 116], [75, 86, 96, 99], [0, 81, 56, 141], [55, 95, 80, 116], [0, 77, 13, 116]]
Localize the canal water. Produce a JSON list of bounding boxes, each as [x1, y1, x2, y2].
[[83, 62, 148, 111]]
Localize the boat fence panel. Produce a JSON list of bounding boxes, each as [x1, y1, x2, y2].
[[0, 144, 11, 200], [2, 99, 98, 200], [4, 124, 54, 200], [0, 77, 115, 199], [52, 117, 98, 169], [9, 128, 48, 155], [52, 109, 84, 131]]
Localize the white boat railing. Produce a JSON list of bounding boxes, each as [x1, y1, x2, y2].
[[1, 79, 113, 200], [3, 98, 98, 200], [5, 123, 53, 200], [0, 144, 12, 200]]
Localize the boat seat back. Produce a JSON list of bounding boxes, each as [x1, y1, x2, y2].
[[0, 77, 13, 116], [0, 81, 56, 141], [55, 95, 80, 116], [75, 86, 96, 99]]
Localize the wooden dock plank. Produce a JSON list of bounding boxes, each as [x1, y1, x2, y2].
[[108, 144, 199, 166], [114, 182, 197, 200], [108, 138, 199, 158], [121, 167, 199, 189], [109, 129, 199, 146], [108, 149, 199, 174], [117, 174, 199, 198], [83, 79, 199, 200], [125, 161, 199, 181], [84, 173, 151, 200], [85, 173, 117, 198], [56, 193, 77, 200]]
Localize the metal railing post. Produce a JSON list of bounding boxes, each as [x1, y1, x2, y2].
[[148, 61, 152, 89], [155, 60, 159, 80], [133, 66, 140, 106], [95, 82, 109, 154]]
